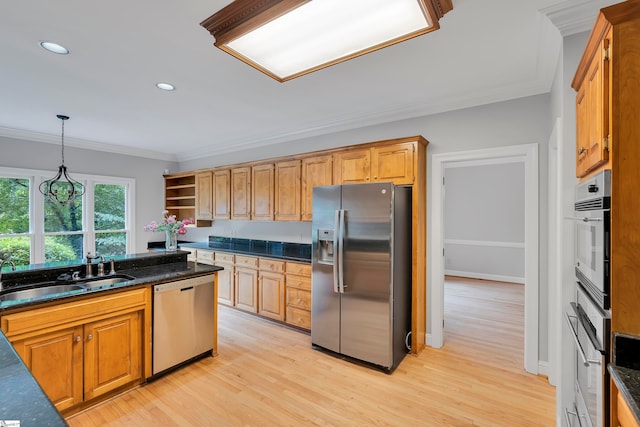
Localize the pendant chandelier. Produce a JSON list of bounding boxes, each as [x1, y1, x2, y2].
[[39, 114, 85, 204]]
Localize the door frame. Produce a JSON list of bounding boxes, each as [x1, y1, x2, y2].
[[430, 143, 539, 374]]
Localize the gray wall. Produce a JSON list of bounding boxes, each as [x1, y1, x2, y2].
[[0, 135, 177, 253], [443, 161, 525, 283]]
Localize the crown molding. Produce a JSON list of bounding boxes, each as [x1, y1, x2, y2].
[[540, 0, 617, 36], [0, 126, 177, 162]]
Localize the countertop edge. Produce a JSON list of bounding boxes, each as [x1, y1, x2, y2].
[[609, 364, 640, 424]]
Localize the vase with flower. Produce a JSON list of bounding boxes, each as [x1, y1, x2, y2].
[[144, 210, 194, 251]]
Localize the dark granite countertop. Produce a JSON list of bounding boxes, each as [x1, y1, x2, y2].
[[0, 332, 67, 426], [609, 333, 640, 425], [179, 236, 311, 263], [0, 251, 222, 311], [0, 251, 222, 424]]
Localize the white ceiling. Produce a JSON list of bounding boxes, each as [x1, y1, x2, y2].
[[0, 0, 617, 162]]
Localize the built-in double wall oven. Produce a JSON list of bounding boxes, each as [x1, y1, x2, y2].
[[565, 170, 611, 427]]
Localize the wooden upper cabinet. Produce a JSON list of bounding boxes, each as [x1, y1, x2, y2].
[[275, 160, 301, 221], [195, 172, 213, 220], [371, 142, 415, 185], [574, 28, 611, 178], [252, 164, 274, 220], [334, 148, 371, 184], [231, 167, 251, 220], [334, 142, 415, 185], [213, 169, 231, 220], [301, 155, 333, 221]]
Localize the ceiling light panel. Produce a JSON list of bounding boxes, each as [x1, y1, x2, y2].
[[202, 0, 453, 82]]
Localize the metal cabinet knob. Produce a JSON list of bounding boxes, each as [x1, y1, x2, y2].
[[578, 147, 587, 154], [86, 334, 93, 341], [75, 336, 82, 342]]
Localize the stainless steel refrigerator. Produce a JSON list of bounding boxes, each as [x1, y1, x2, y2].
[[311, 182, 411, 372]]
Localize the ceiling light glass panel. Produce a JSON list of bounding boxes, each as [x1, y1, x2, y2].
[[225, 0, 432, 80]]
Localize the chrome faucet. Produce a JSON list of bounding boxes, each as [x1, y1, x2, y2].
[[85, 253, 100, 278], [0, 259, 16, 292], [97, 256, 106, 276]]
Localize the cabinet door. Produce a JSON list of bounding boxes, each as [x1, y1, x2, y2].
[[231, 167, 251, 220], [371, 143, 415, 184], [275, 160, 301, 221], [576, 37, 610, 178], [216, 262, 235, 306], [195, 172, 213, 220], [84, 311, 142, 401], [213, 169, 231, 220], [301, 155, 333, 221], [259, 272, 285, 321], [585, 38, 610, 174], [235, 267, 258, 313], [252, 164, 274, 220], [334, 149, 371, 184], [11, 326, 84, 411]]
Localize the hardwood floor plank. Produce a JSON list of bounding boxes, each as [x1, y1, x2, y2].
[[67, 276, 554, 426]]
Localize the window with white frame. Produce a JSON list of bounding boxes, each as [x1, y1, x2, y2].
[[0, 167, 134, 267]]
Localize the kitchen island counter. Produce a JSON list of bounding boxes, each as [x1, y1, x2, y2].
[[0, 251, 222, 422]]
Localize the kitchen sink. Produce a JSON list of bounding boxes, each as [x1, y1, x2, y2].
[[77, 274, 135, 290], [0, 284, 87, 302]]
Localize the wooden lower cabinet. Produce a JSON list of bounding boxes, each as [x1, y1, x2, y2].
[[216, 262, 235, 306], [83, 311, 142, 401], [259, 271, 285, 321], [12, 326, 84, 411], [1, 287, 149, 413], [235, 264, 258, 313]]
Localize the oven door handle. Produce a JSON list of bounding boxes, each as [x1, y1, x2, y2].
[[564, 405, 583, 427], [565, 216, 603, 222], [564, 311, 601, 366]]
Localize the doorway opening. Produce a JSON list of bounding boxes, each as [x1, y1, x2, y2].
[[430, 144, 539, 374]]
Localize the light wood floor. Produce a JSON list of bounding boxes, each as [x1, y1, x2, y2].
[[66, 277, 555, 426]]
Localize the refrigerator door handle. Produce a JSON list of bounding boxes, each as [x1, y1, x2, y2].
[[332, 209, 340, 293], [338, 209, 346, 293]]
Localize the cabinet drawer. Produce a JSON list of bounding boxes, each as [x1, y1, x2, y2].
[[259, 258, 285, 273], [286, 262, 311, 277], [1, 288, 149, 339], [236, 255, 258, 269], [286, 307, 311, 329], [214, 252, 234, 263], [196, 249, 215, 265], [286, 275, 311, 291], [286, 288, 311, 310]]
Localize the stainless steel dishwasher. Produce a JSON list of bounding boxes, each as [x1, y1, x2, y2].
[[153, 275, 214, 376]]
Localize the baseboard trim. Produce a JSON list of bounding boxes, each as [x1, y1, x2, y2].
[[444, 270, 525, 284]]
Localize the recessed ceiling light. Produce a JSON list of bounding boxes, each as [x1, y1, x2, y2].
[[156, 83, 175, 91], [40, 41, 69, 55]]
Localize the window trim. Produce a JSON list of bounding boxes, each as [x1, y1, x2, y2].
[[0, 166, 135, 264]]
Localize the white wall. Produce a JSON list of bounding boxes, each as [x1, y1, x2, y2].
[[444, 161, 525, 283], [180, 92, 553, 363], [0, 135, 178, 253]]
